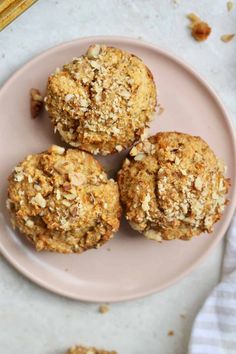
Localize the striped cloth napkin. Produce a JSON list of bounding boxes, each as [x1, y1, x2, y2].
[[189, 215, 236, 354]]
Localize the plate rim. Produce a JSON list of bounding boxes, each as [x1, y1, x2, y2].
[[1, 35, 236, 303]]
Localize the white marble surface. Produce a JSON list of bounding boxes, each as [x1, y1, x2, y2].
[[0, 1, 235, 353]]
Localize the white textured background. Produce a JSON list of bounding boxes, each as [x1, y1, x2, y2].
[[0, 1, 235, 353]]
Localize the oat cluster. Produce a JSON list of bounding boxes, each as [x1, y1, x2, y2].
[[45, 44, 157, 155], [7, 145, 121, 253], [65, 346, 117, 354], [118, 132, 230, 241]]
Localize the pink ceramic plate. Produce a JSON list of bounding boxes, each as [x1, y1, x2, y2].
[[0, 36, 236, 302]]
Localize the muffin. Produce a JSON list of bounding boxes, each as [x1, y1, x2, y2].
[[45, 44, 157, 155], [118, 132, 230, 241], [7, 145, 121, 253], [65, 345, 117, 354]]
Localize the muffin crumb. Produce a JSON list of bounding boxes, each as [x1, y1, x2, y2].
[[99, 305, 110, 314], [30, 88, 43, 118], [168, 330, 174, 336]]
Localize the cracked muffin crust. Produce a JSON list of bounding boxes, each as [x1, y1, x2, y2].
[[118, 132, 230, 241], [65, 345, 117, 354], [7, 145, 121, 253], [45, 44, 157, 155]]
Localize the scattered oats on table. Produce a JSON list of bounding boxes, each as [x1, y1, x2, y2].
[[118, 132, 230, 241], [45, 44, 157, 155], [6, 145, 121, 253]]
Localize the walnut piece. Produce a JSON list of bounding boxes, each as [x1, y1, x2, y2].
[[30, 88, 43, 118], [86, 44, 101, 59], [187, 13, 211, 42], [191, 21, 211, 42]]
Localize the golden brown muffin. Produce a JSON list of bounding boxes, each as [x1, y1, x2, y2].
[[118, 132, 230, 241], [65, 345, 117, 354], [45, 44, 157, 155], [7, 145, 121, 253]]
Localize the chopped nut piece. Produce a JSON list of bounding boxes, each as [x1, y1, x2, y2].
[[144, 230, 162, 241], [54, 161, 73, 174], [14, 171, 24, 182], [194, 176, 203, 190], [6, 199, 11, 210], [70, 206, 78, 217], [49, 145, 65, 155], [86, 44, 101, 59], [142, 193, 151, 212], [30, 88, 43, 118], [115, 145, 123, 152], [90, 60, 101, 70], [119, 89, 131, 99], [140, 128, 149, 141], [69, 172, 87, 186], [134, 153, 145, 161], [187, 13, 201, 23], [130, 146, 138, 156], [65, 93, 74, 102], [64, 193, 77, 200], [191, 21, 211, 41], [168, 330, 174, 336], [227, 1, 234, 11], [187, 13, 211, 41], [25, 219, 34, 228], [98, 304, 110, 314], [221, 34, 235, 42], [62, 200, 71, 207], [30, 193, 46, 208]]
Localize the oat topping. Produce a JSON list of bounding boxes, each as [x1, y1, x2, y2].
[[118, 132, 230, 241], [45, 45, 157, 155], [7, 146, 121, 253]]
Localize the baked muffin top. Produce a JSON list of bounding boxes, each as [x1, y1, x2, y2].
[[65, 345, 117, 354], [45, 44, 157, 155], [118, 132, 230, 241], [7, 145, 121, 253]]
